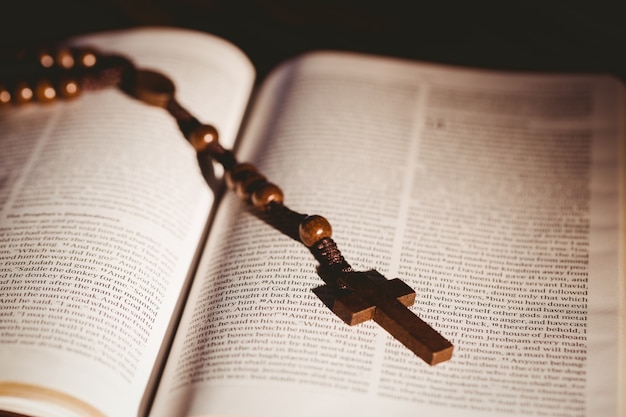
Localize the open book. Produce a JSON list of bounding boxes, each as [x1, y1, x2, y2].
[[0, 26, 623, 417]]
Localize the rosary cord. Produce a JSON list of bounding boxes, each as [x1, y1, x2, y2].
[[1, 43, 457, 366]]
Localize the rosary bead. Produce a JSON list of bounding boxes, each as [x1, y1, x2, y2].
[[38, 50, 55, 68], [14, 82, 33, 104], [189, 124, 219, 152], [0, 85, 11, 105], [299, 215, 333, 247], [56, 48, 75, 69], [77, 49, 98, 68], [236, 172, 266, 200], [58, 78, 80, 99], [251, 182, 284, 211], [35, 80, 57, 103], [132, 70, 175, 108], [225, 162, 257, 190]]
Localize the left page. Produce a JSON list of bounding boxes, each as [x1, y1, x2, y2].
[[0, 27, 254, 417]]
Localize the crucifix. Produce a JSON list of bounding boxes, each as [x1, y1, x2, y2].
[[330, 270, 453, 365], [298, 216, 454, 366]]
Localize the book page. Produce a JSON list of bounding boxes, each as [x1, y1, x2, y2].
[[0, 27, 254, 417], [150, 52, 623, 417]]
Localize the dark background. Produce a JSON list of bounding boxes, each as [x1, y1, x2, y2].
[[2, 1, 626, 82]]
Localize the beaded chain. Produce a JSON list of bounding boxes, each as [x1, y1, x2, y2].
[[0, 45, 453, 365], [0, 46, 350, 273]]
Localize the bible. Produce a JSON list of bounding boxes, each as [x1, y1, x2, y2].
[[0, 26, 623, 417]]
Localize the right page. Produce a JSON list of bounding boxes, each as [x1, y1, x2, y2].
[[150, 52, 624, 417]]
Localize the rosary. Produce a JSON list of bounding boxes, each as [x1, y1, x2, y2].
[[1, 45, 453, 365]]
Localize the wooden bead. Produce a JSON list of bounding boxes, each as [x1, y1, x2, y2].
[[38, 50, 55, 68], [35, 80, 57, 103], [58, 77, 80, 99], [77, 48, 97, 68], [0, 84, 11, 106], [56, 48, 75, 69], [14, 82, 33, 104], [132, 69, 175, 108], [251, 182, 284, 211], [236, 172, 266, 200], [189, 124, 219, 152], [299, 215, 332, 247], [225, 162, 257, 190]]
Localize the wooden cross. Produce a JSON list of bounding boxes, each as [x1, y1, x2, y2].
[[330, 270, 453, 365]]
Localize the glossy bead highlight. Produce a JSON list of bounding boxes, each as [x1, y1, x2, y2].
[[189, 124, 219, 152]]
